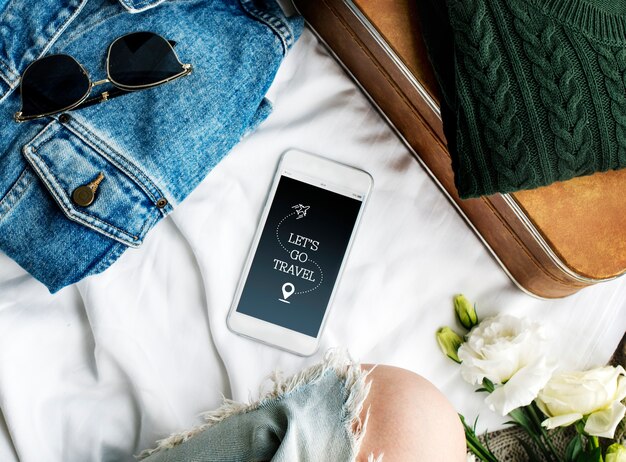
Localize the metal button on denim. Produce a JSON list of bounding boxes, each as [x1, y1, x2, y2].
[[72, 172, 104, 207], [0, 0, 303, 292]]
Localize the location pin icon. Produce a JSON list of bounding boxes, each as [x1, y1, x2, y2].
[[281, 282, 295, 302]]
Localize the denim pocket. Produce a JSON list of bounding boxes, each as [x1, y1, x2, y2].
[[22, 117, 168, 247]]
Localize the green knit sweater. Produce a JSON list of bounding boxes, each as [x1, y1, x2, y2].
[[424, 0, 626, 198]]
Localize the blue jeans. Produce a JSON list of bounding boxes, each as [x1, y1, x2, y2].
[[139, 351, 373, 462], [0, 0, 302, 292]]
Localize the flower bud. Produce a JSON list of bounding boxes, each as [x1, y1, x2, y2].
[[607, 443, 626, 462], [454, 294, 478, 329], [436, 327, 463, 363]]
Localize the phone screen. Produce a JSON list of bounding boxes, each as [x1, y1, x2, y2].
[[235, 174, 364, 337]]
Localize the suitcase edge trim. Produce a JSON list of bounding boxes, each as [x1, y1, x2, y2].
[[342, 0, 619, 284], [335, 0, 619, 285], [295, 14, 547, 299]]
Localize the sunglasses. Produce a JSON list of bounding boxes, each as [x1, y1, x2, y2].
[[14, 31, 192, 122]]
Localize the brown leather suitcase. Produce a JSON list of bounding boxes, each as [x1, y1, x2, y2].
[[292, 0, 626, 298]]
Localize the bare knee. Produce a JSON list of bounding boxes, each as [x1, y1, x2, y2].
[[356, 365, 466, 462]]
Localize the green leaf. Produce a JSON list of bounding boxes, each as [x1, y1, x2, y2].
[[482, 378, 496, 393], [574, 447, 602, 462], [459, 414, 499, 462], [565, 435, 583, 461], [483, 430, 493, 453], [517, 437, 543, 462], [509, 408, 534, 432], [472, 415, 480, 432]]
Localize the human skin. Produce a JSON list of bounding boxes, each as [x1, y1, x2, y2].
[[357, 365, 467, 461]]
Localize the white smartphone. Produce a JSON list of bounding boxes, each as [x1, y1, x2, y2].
[[227, 149, 373, 356]]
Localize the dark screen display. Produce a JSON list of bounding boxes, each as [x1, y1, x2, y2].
[[236, 175, 363, 337]]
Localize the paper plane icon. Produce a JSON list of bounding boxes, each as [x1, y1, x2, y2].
[[292, 204, 310, 219]]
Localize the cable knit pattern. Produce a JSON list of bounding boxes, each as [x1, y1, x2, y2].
[[436, 0, 626, 198], [449, 0, 535, 191], [507, 0, 592, 176], [592, 41, 626, 166], [456, 108, 479, 197]]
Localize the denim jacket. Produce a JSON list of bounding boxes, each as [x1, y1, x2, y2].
[[0, 0, 302, 292]]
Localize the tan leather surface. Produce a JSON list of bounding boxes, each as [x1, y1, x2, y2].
[[353, 0, 440, 102], [294, 0, 590, 296], [514, 172, 626, 279], [351, 0, 626, 280]]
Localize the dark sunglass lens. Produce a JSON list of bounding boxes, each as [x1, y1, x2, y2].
[[108, 32, 184, 88], [19, 55, 90, 118]]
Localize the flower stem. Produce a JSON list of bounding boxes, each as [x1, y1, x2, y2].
[[508, 405, 561, 462], [526, 404, 562, 462]]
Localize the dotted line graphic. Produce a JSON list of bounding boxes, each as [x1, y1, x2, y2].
[[275, 212, 296, 252], [274, 210, 324, 295], [295, 259, 323, 295]]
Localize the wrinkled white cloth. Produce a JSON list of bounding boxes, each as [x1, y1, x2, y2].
[[0, 29, 625, 462]]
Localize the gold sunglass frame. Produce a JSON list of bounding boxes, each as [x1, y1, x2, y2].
[[14, 31, 193, 123]]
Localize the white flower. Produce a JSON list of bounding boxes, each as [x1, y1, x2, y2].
[[536, 365, 626, 438], [458, 314, 555, 416], [466, 454, 477, 462]]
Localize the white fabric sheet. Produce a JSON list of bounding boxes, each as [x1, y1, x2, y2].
[[0, 29, 625, 461]]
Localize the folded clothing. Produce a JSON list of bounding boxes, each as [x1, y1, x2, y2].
[[139, 351, 373, 462], [0, 0, 302, 292], [419, 0, 626, 198]]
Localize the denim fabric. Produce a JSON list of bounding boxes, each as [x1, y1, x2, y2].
[[140, 353, 370, 462], [0, 0, 302, 292]]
